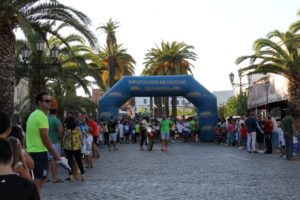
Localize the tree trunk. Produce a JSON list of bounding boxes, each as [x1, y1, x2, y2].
[[165, 96, 169, 117], [150, 97, 153, 118], [0, 23, 16, 119], [288, 80, 300, 129], [171, 96, 177, 119], [109, 55, 114, 88], [29, 78, 38, 112], [156, 97, 162, 118]]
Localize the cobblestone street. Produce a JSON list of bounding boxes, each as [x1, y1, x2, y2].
[[42, 142, 300, 200]]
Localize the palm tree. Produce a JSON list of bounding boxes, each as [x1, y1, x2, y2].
[[15, 28, 102, 114], [47, 80, 98, 120], [0, 0, 97, 117], [235, 29, 300, 119], [97, 18, 120, 88], [98, 45, 135, 85], [46, 33, 103, 117], [143, 41, 197, 118]]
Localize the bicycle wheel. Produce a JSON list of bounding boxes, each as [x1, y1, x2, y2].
[[147, 136, 153, 151]]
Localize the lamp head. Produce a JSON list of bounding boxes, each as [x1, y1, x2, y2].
[[247, 73, 252, 84], [21, 44, 30, 61], [36, 37, 44, 52], [229, 72, 234, 85], [50, 45, 59, 59]]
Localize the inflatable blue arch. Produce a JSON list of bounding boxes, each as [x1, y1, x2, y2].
[[98, 75, 217, 142]]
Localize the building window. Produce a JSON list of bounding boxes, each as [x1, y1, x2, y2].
[[144, 98, 147, 104]]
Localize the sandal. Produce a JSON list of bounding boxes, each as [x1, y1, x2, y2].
[[52, 179, 64, 183]]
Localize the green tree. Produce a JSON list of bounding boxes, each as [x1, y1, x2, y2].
[[224, 96, 239, 117], [0, 0, 97, 117], [97, 45, 136, 88], [235, 29, 300, 119], [222, 93, 248, 118], [15, 29, 101, 112], [143, 41, 197, 118], [46, 33, 102, 117], [218, 104, 226, 119], [97, 18, 120, 88]]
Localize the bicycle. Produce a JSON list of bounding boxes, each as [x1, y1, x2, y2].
[[145, 125, 154, 151]]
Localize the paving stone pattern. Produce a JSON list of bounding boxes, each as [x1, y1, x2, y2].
[[42, 143, 300, 200]]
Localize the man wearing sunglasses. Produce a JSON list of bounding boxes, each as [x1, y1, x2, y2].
[[26, 92, 61, 194]]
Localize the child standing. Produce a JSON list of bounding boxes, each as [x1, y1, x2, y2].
[[85, 129, 94, 168], [240, 123, 247, 150], [134, 121, 140, 143], [214, 124, 222, 144], [118, 120, 124, 143], [277, 124, 285, 157], [176, 120, 183, 140]]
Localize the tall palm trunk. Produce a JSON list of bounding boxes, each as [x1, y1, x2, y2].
[[165, 96, 169, 117], [171, 96, 177, 119], [108, 56, 115, 88], [155, 97, 162, 117], [150, 97, 153, 118], [0, 23, 16, 118], [288, 80, 300, 129]]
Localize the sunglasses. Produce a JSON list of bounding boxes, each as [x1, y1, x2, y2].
[[41, 99, 51, 103]]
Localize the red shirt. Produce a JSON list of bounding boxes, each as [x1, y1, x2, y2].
[[214, 127, 221, 136], [88, 120, 99, 137], [241, 127, 247, 138], [264, 119, 273, 134]]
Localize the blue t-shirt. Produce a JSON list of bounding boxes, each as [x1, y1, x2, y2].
[[245, 117, 257, 133]]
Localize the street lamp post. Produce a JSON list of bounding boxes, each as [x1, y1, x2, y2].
[[264, 82, 270, 113], [21, 39, 60, 111], [36, 37, 44, 93], [229, 70, 252, 116]]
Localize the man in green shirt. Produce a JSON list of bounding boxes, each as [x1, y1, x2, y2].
[[26, 92, 61, 193], [48, 108, 63, 183], [160, 116, 173, 152], [190, 118, 196, 142], [281, 110, 296, 161]]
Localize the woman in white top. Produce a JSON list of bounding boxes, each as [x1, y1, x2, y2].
[[7, 136, 32, 181]]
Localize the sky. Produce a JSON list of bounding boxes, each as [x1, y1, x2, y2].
[[57, 0, 299, 92]]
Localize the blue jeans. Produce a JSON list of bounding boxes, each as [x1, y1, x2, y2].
[[298, 135, 300, 156], [272, 130, 278, 150], [284, 135, 293, 160]]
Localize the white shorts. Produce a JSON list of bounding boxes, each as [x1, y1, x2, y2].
[[109, 133, 117, 141], [119, 131, 124, 138], [47, 143, 61, 160], [161, 132, 170, 140]]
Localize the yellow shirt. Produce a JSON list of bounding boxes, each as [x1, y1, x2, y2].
[[63, 127, 82, 150]]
